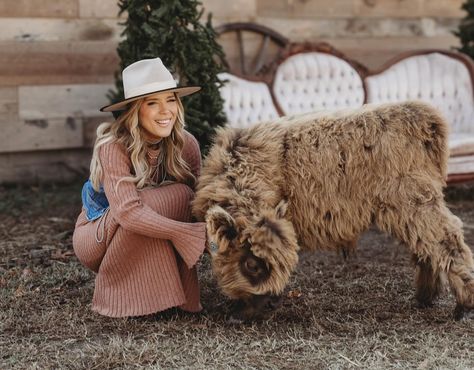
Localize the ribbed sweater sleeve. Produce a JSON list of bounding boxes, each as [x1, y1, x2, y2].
[[99, 139, 206, 268]]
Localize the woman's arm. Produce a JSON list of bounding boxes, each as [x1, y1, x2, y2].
[[100, 141, 206, 267]]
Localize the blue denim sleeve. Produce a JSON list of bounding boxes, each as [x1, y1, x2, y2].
[[81, 179, 110, 221]]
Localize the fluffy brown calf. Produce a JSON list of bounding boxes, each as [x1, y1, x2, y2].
[[192, 101, 474, 321]]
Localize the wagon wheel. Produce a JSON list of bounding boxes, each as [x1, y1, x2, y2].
[[215, 22, 289, 80]]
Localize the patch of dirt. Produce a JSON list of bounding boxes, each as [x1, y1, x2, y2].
[[1, 182, 473, 369]]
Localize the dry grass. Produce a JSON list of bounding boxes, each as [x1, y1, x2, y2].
[[1, 182, 474, 369]]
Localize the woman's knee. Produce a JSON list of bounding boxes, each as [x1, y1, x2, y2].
[[139, 183, 194, 220], [73, 228, 106, 273]]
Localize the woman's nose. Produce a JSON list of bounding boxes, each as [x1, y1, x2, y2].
[[158, 103, 168, 113]]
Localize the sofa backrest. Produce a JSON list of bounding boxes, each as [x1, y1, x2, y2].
[[272, 44, 366, 115], [365, 51, 474, 135], [218, 72, 280, 128]]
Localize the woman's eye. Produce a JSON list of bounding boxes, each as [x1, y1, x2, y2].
[[147, 102, 156, 106]]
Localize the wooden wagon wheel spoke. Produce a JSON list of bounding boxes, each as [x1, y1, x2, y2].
[[237, 29, 247, 75], [253, 35, 269, 75], [216, 22, 289, 79]]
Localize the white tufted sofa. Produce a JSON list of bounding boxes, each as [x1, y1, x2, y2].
[[217, 42, 474, 182], [272, 51, 365, 115], [218, 72, 279, 128], [366, 51, 474, 182]]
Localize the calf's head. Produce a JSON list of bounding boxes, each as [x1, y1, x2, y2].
[[205, 200, 299, 319]]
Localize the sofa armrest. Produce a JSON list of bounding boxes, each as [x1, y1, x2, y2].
[[218, 72, 279, 128]]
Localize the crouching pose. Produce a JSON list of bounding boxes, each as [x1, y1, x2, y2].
[[192, 101, 474, 321], [73, 58, 207, 317]]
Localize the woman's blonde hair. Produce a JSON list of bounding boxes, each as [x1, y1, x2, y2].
[[89, 93, 195, 191]]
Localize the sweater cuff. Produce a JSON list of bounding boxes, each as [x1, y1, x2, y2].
[[171, 222, 207, 268]]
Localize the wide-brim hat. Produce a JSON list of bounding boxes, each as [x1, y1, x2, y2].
[[100, 57, 201, 112]]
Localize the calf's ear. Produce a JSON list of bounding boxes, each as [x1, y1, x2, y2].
[[276, 200, 288, 218], [205, 205, 238, 241]]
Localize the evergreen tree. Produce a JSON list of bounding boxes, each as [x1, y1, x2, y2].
[[456, 0, 474, 60], [109, 0, 227, 152]]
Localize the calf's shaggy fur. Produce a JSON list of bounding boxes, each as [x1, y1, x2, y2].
[[192, 101, 474, 320]]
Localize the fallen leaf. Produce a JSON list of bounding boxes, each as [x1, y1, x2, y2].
[[287, 289, 302, 298], [21, 268, 34, 279], [47, 217, 70, 223], [14, 285, 26, 298], [50, 249, 75, 261]]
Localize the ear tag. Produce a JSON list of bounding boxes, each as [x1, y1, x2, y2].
[[209, 241, 219, 254]]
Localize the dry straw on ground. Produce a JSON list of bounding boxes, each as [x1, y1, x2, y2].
[[1, 182, 473, 369]]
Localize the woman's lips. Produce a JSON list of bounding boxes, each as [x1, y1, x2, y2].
[[156, 119, 171, 127]]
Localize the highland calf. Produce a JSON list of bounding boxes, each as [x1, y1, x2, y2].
[[192, 102, 474, 321]]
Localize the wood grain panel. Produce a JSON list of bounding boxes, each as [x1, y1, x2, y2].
[[321, 35, 461, 70], [257, 16, 458, 41], [256, 0, 356, 18], [0, 84, 112, 153], [0, 117, 84, 153], [83, 117, 107, 148], [0, 149, 91, 184], [0, 0, 78, 18], [79, 0, 122, 18], [354, 0, 423, 18], [0, 41, 119, 86], [202, 0, 256, 22], [0, 88, 18, 118], [0, 18, 122, 42], [19, 84, 113, 120], [422, 0, 465, 18]]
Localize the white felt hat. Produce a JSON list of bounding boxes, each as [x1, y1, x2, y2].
[[100, 57, 201, 112]]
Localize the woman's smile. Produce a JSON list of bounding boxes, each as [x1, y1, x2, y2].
[[156, 118, 172, 127]]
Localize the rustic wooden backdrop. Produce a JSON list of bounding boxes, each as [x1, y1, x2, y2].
[[0, 0, 465, 183]]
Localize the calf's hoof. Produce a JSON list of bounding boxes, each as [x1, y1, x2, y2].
[[453, 304, 474, 321]]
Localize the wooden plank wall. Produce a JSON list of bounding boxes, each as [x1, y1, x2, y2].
[[252, 0, 465, 69], [0, 0, 120, 183], [208, 0, 465, 71], [0, 0, 466, 183]]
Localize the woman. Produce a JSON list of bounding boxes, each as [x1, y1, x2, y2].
[[73, 57, 207, 317]]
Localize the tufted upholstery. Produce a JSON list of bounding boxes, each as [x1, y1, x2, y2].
[[365, 53, 474, 172], [218, 72, 279, 128], [273, 52, 365, 115], [366, 53, 474, 135]]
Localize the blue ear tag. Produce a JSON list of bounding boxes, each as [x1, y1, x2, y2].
[[209, 241, 218, 254]]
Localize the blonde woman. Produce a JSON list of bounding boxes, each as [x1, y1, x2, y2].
[[73, 58, 207, 317]]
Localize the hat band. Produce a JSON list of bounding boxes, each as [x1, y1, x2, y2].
[[125, 80, 178, 99]]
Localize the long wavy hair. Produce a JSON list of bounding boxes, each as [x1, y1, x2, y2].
[[89, 93, 195, 191]]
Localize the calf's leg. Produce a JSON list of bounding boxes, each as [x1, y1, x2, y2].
[[375, 177, 474, 319], [412, 255, 445, 307]]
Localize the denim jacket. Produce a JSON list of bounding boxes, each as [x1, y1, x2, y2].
[[81, 179, 109, 221]]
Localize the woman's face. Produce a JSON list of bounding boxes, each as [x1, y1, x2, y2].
[[138, 92, 178, 140]]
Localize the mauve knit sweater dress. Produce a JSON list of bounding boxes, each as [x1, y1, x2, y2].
[[73, 131, 206, 317]]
